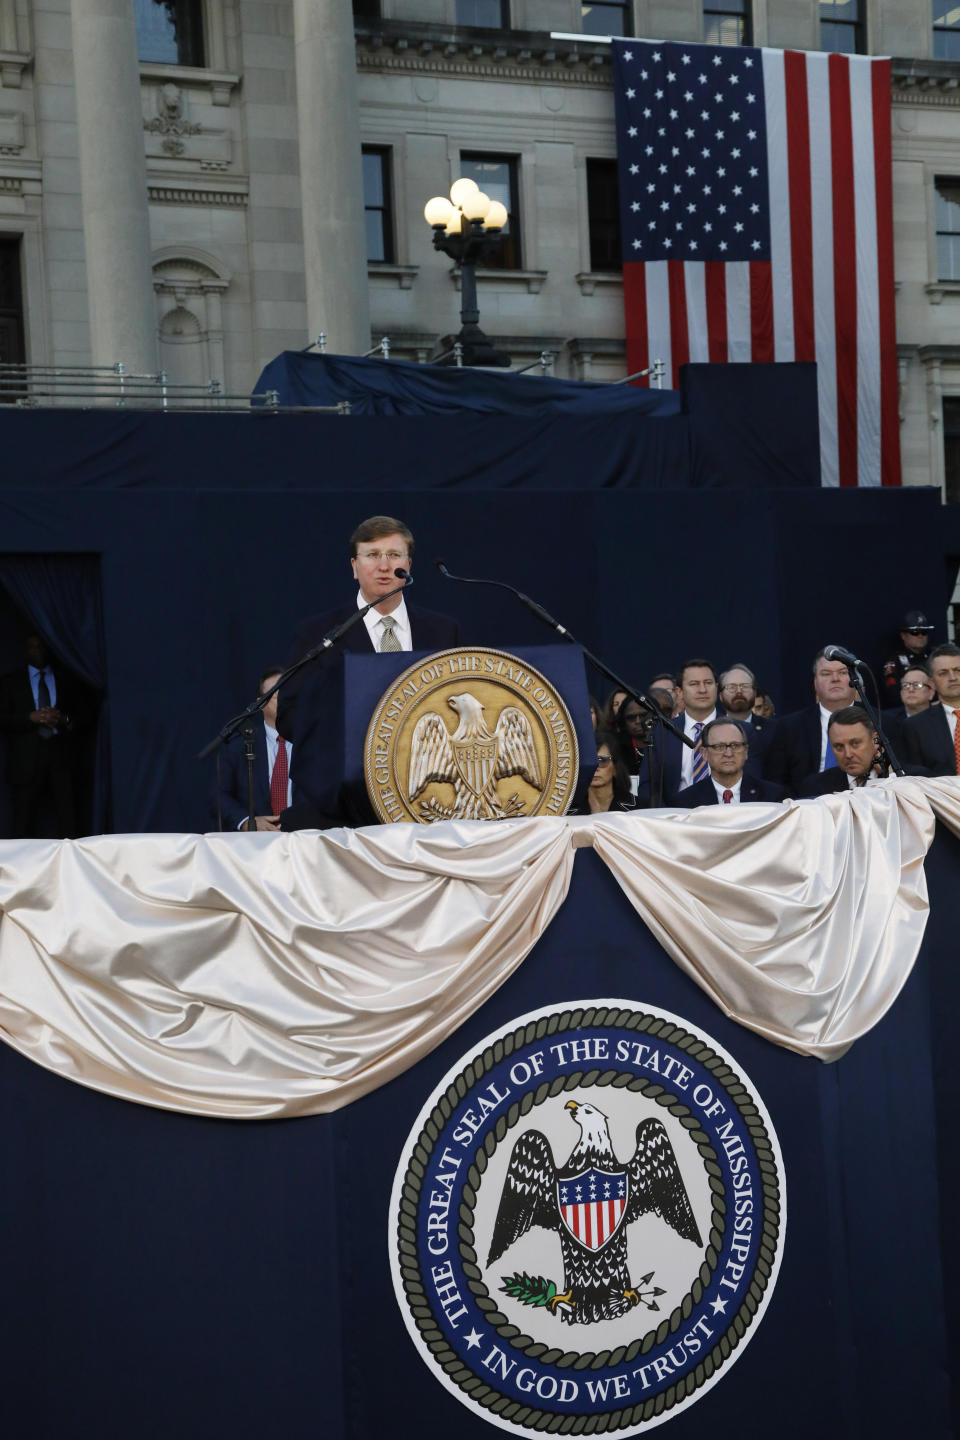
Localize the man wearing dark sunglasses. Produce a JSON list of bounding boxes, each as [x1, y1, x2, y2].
[[880, 609, 935, 707]]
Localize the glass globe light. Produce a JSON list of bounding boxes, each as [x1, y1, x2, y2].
[[484, 200, 508, 230], [461, 190, 491, 222], [450, 177, 480, 207], [424, 196, 453, 228]]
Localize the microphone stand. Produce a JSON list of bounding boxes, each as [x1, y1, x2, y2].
[[840, 661, 905, 779], [434, 561, 693, 806], [199, 575, 413, 828]]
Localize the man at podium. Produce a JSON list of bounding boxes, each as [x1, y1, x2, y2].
[[277, 515, 460, 830]]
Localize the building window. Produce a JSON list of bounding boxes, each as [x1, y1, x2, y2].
[[353, 0, 382, 17], [581, 2, 631, 37], [703, 1, 752, 46], [819, 1, 863, 54], [362, 148, 394, 264], [135, 0, 205, 67], [0, 238, 26, 385], [455, 0, 509, 27], [933, 2, 960, 60], [586, 160, 621, 273], [936, 179, 960, 280], [459, 154, 521, 269], [945, 397, 960, 504]]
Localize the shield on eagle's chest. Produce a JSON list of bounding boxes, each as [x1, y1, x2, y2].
[[452, 738, 498, 799], [557, 1167, 628, 1252]]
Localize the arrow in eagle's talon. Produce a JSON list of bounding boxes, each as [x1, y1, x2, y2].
[[546, 1289, 575, 1312]]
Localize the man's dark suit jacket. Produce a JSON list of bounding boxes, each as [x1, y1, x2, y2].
[[0, 665, 88, 836], [636, 711, 763, 807], [723, 711, 776, 770], [798, 767, 855, 798], [674, 774, 787, 807], [762, 705, 824, 797], [897, 703, 957, 777], [214, 716, 273, 830], [277, 601, 460, 830]]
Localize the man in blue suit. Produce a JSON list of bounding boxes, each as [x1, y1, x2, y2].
[[675, 719, 786, 808], [277, 515, 460, 830], [215, 665, 292, 831]]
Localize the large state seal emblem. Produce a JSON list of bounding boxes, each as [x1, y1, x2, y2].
[[390, 1002, 786, 1433], [364, 647, 579, 824]]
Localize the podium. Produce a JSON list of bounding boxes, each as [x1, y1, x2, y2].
[[292, 642, 597, 827]]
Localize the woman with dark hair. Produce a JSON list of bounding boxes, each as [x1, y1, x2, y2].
[[576, 730, 636, 814], [599, 687, 628, 731], [588, 695, 601, 731]]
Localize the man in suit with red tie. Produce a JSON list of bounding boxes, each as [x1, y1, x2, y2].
[[675, 719, 786, 808], [0, 632, 88, 838], [898, 643, 960, 777], [215, 666, 293, 831]]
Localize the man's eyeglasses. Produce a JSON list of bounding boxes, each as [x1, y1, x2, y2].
[[904, 628, 930, 637], [901, 680, 932, 690], [703, 741, 747, 753], [721, 683, 754, 693], [357, 550, 409, 564]]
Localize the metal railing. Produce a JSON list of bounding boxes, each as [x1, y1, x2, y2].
[[0, 363, 349, 414]]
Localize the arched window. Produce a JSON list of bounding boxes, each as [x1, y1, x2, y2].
[[135, 0, 205, 67]]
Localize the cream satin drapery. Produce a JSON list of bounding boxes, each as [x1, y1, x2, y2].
[[0, 777, 956, 1118]]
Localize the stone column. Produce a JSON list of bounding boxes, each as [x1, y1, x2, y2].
[[293, 0, 370, 354], [70, 0, 158, 373]]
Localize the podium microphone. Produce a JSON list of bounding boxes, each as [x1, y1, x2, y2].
[[394, 567, 412, 581]]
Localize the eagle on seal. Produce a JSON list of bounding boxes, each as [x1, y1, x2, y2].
[[487, 1099, 702, 1324], [408, 692, 541, 820]]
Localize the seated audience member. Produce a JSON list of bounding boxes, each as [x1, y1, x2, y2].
[[649, 671, 682, 716], [600, 687, 628, 731], [616, 696, 647, 777], [879, 609, 935, 707], [799, 706, 890, 795], [883, 663, 935, 751], [754, 688, 776, 718], [572, 731, 636, 814], [763, 649, 856, 797], [215, 666, 293, 831], [675, 719, 786, 807], [648, 686, 675, 718], [718, 663, 775, 768], [632, 658, 720, 806], [898, 642, 960, 776]]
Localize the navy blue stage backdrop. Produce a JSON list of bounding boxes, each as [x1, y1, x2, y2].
[[1, 835, 957, 1440], [0, 360, 957, 835]]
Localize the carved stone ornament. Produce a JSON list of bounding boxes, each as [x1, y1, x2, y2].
[[144, 83, 202, 157]]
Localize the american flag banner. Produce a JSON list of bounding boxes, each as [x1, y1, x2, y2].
[[612, 40, 900, 488]]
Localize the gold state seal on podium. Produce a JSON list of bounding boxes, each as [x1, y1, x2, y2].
[[364, 647, 580, 824]]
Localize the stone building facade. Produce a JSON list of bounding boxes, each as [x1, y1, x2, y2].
[[1, 1, 960, 492]]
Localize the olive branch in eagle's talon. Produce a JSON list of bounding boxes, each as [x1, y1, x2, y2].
[[500, 1272, 574, 1313]]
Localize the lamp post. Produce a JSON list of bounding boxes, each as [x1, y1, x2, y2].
[[423, 178, 511, 367]]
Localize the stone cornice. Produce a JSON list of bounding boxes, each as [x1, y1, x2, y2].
[[355, 19, 612, 87], [892, 57, 960, 105]]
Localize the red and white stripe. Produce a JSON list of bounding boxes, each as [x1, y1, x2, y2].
[[623, 49, 899, 489], [560, 1195, 627, 1252]]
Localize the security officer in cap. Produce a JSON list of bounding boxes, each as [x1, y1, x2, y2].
[[880, 609, 935, 707]]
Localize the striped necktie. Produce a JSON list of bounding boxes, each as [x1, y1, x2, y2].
[[691, 722, 709, 783]]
